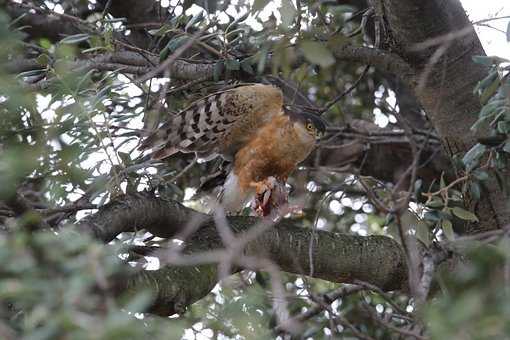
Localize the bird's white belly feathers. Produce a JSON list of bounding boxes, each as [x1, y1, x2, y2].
[[220, 171, 254, 213]]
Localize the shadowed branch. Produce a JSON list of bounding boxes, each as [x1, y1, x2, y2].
[[78, 193, 407, 315]]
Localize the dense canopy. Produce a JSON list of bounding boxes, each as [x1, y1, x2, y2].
[[0, 0, 509, 339]]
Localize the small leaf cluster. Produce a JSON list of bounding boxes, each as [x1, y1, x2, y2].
[[468, 56, 510, 175], [0, 228, 183, 340]]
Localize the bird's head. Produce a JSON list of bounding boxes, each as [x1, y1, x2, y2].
[[288, 110, 328, 141]]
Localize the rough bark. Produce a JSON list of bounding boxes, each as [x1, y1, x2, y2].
[[3, 2, 82, 41], [79, 193, 407, 315], [376, 0, 509, 232]]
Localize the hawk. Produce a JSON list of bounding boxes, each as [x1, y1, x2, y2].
[[140, 84, 326, 215]]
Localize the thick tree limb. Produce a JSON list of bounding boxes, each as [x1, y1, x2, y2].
[[79, 193, 407, 315], [4, 51, 215, 80], [6, 43, 414, 84], [4, 2, 83, 41], [331, 44, 415, 85]]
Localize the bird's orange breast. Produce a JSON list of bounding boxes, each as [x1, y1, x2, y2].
[[233, 115, 315, 192]]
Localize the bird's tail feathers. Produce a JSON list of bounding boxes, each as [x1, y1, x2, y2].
[[139, 124, 182, 160]]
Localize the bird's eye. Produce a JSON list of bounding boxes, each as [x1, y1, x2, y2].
[[306, 123, 314, 131]]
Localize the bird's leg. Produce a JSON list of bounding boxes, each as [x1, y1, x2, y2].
[[249, 177, 293, 217], [271, 174, 304, 216], [250, 178, 275, 212], [249, 177, 276, 196], [249, 177, 278, 216]]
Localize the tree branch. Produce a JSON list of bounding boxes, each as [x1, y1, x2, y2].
[[4, 51, 216, 81], [331, 44, 416, 85], [78, 193, 407, 315], [4, 2, 83, 41]]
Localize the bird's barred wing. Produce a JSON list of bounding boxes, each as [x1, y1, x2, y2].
[[140, 84, 283, 160]]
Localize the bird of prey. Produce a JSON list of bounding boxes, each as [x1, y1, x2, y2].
[[140, 84, 326, 215]]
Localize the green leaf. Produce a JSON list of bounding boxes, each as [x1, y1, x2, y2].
[[479, 101, 501, 118], [426, 196, 444, 209], [384, 213, 395, 225], [480, 77, 501, 104], [472, 169, 489, 181], [414, 178, 423, 197], [240, 59, 254, 74], [497, 121, 510, 134], [474, 70, 498, 94], [494, 169, 505, 191], [472, 55, 495, 66], [252, 0, 270, 12], [440, 173, 446, 189], [160, 35, 189, 61], [225, 59, 240, 71], [257, 47, 269, 74], [471, 116, 489, 132], [300, 41, 335, 68], [185, 11, 205, 31], [469, 181, 481, 201], [503, 141, 510, 153], [36, 54, 50, 66], [213, 62, 224, 81], [118, 152, 131, 165], [452, 207, 479, 222], [159, 46, 170, 61], [39, 38, 52, 50], [280, 0, 297, 28], [82, 46, 108, 54], [17, 69, 46, 78], [60, 33, 90, 44], [148, 24, 172, 36], [416, 220, 431, 246], [226, 12, 250, 32], [424, 211, 441, 222], [441, 219, 454, 241], [462, 143, 486, 170]]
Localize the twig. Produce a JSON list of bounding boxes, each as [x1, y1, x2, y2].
[[361, 303, 427, 340], [319, 65, 370, 114], [38, 203, 97, 215], [135, 28, 205, 83], [303, 285, 363, 320], [353, 280, 411, 317], [164, 156, 198, 183]]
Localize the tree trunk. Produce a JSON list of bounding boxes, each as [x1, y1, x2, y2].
[[379, 0, 509, 232]]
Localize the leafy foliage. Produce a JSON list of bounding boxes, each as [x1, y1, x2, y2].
[[0, 0, 509, 339], [468, 56, 510, 186], [0, 228, 188, 340]]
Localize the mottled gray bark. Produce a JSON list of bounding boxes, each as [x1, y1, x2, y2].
[[3, 2, 82, 41], [374, 0, 509, 232], [79, 193, 407, 315]]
